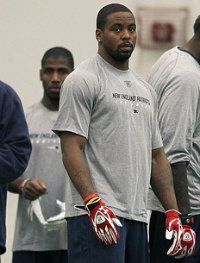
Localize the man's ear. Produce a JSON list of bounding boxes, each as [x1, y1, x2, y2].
[[96, 29, 102, 44]]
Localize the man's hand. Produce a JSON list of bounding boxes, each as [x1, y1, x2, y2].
[[75, 193, 122, 245], [165, 209, 183, 256], [21, 179, 47, 200], [175, 224, 196, 259], [165, 210, 196, 259]]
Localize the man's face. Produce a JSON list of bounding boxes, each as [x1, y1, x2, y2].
[[40, 56, 73, 101], [98, 12, 136, 62]]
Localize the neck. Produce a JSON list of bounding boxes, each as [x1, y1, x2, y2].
[[98, 50, 129, 71], [180, 37, 200, 61], [41, 97, 59, 111]]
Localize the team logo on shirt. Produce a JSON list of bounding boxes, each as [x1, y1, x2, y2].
[[112, 93, 150, 114], [124, 81, 132, 88], [112, 93, 150, 104]]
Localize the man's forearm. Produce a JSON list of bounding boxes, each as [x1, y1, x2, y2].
[[61, 132, 96, 200], [8, 177, 25, 194], [63, 149, 96, 199], [151, 148, 178, 211], [171, 162, 190, 214]]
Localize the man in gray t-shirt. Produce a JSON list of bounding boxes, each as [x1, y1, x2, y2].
[[147, 16, 200, 263], [8, 47, 74, 263], [54, 4, 187, 263]]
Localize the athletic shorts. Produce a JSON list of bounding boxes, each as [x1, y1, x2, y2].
[[12, 250, 68, 263], [149, 210, 200, 263], [67, 215, 149, 263]]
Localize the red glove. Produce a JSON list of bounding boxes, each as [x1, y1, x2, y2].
[[175, 224, 196, 259], [76, 193, 122, 245], [165, 209, 183, 256]]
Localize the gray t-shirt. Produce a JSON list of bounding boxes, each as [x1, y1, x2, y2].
[[13, 102, 68, 251], [147, 47, 200, 215], [54, 54, 162, 223]]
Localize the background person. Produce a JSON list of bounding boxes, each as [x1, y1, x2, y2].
[[147, 15, 200, 263], [8, 47, 74, 263]]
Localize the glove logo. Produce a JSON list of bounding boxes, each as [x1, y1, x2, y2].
[[96, 213, 106, 224], [183, 232, 192, 242]]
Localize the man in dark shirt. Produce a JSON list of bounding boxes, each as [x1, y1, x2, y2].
[[0, 81, 31, 261]]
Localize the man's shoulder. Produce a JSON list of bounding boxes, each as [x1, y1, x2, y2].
[[25, 102, 44, 118], [147, 47, 187, 88], [65, 56, 100, 89], [151, 47, 178, 67], [164, 47, 200, 77], [76, 55, 98, 69], [26, 101, 41, 111], [73, 55, 101, 78], [169, 56, 200, 86], [0, 80, 17, 98]]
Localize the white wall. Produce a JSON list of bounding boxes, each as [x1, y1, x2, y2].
[[0, 0, 133, 110], [0, 0, 198, 109], [1, 1, 199, 262]]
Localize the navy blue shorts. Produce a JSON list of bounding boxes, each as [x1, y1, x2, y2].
[[12, 250, 68, 263], [149, 211, 200, 263], [67, 215, 149, 263]]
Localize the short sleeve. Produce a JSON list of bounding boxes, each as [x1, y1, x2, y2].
[[151, 89, 163, 150], [158, 72, 200, 163], [53, 71, 98, 139]]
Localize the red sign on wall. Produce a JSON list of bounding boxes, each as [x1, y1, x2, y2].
[[136, 7, 189, 49], [152, 22, 175, 43]]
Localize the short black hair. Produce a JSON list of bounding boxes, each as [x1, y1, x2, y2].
[[41, 47, 74, 69], [96, 3, 133, 30], [194, 15, 200, 37]]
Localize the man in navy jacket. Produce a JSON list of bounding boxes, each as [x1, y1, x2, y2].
[[0, 80, 31, 260]]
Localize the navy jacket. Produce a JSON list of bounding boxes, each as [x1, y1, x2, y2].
[[0, 81, 31, 254]]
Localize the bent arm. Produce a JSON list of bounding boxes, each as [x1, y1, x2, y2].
[[150, 147, 178, 211], [8, 176, 47, 201], [60, 131, 95, 199], [8, 176, 25, 193], [0, 88, 31, 184]]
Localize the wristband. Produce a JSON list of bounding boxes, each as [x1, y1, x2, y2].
[[84, 193, 99, 204], [19, 179, 30, 193], [181, 214, 195, 225]]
